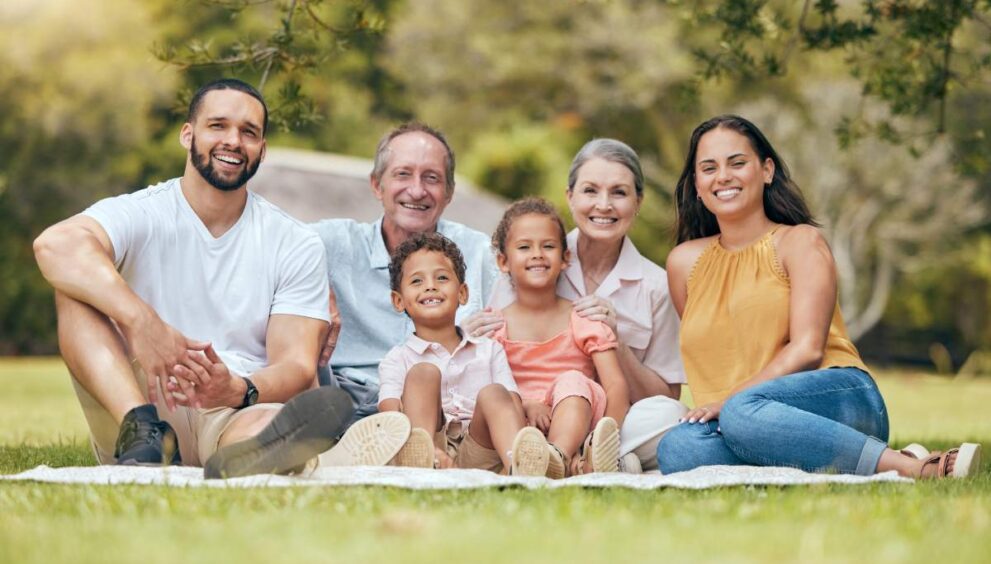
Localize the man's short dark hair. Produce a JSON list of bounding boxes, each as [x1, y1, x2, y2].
[[187, 78, 269, 135], [389, 232, 467, 292]]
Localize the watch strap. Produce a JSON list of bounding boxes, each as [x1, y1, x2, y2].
[[239, 377, 259, 409]]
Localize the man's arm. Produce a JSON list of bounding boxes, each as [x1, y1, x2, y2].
[[34, 215, 205, 410], [318, 285, 342, 367], [171, 313, 328, 408], [253, 314, 328, 403]]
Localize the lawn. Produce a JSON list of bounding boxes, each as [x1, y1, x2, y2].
[[1, 357, 989, 564]]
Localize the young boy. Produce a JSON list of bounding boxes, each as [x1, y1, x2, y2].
[[380, 232, 549, 476]]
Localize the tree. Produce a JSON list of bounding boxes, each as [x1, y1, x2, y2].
[[0, 0, 177, 353], [678, 0, 991, 137], [152, 0, 405, 153]]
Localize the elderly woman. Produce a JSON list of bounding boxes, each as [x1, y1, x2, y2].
[[466, 138, 687, 473]]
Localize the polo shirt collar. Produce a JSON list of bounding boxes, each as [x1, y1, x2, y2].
[[370, 217, 452, 270], [562, 229, 644, 296], [405, 326, 475, 355], [370, 216, 391, 269]]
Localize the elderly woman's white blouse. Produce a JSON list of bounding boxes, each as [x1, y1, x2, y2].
[[487, 229, 685, 384]]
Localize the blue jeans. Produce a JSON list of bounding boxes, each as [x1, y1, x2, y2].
[[657, 367, 889, 475]]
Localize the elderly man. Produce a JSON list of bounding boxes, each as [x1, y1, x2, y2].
[[34, 78, 409, 479], [312, 123, 498, 427]]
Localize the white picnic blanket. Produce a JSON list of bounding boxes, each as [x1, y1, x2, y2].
[[1, 465, 911, 489]]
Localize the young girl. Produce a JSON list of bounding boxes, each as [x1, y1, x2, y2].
[[658, 114, 980, 479], [491, 197, 630, 477]]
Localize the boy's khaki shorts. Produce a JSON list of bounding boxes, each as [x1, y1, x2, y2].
[[436, 420, 503, 473], [73, 361, 281, 466]]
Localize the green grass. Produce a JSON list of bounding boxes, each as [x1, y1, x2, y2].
[[2, 358, 990, 564]]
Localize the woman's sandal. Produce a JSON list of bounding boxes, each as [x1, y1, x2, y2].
[[918, 443, 982, 479], [546, 443, 567, 480], [899, 443, 930, 460]]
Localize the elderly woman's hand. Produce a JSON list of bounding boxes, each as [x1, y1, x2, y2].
[[572, 295, 618, 333], [462, 307, 505, 338]]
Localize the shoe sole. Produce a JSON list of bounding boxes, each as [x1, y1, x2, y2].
[[203, 387, 353, 479], [318, 412, 411, 467], [511, 427, 549, 477], [952, 443, 981, 478], [589, 417, 620, 473], [391, 427, 435, 468]]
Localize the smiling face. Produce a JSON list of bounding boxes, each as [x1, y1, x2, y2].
[[497, 213, 569, 291], [373, 131, 453, 246], [180, 89, 266, 191], [567, 157, 641, 245], [391, 249, 467, 327], [694, 127, 774, 220]]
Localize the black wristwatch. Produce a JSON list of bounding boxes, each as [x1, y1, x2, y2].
[[239, 377, 259, 409]]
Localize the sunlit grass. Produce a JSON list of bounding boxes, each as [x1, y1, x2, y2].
[[1, 358, 989, 564]]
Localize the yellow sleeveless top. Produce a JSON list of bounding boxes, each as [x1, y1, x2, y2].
[[680, 228, 867, 406]]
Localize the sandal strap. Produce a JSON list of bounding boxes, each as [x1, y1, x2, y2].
[[939, 447, 960, 477], [573, 431, 596, 476], [920, 448, 959, 478]]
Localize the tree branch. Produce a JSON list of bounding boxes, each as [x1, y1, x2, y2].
[[780, 0, 812, 71], [259, 0, 298, 91]]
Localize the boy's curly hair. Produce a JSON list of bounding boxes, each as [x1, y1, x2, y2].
[[491, 197, 568, 256], [389, 232, 467, 292]]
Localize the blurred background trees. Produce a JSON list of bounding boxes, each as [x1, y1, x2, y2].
[[1, 0, 989, 371]]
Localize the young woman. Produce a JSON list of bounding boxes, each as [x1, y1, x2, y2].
[[657, 115, 980, 479]]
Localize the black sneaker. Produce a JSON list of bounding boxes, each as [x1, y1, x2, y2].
[[115, 404, 181, 466], [203, 386, 354, 479]]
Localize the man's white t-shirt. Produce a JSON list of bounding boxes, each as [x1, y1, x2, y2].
[[83, 178, 330, 376]]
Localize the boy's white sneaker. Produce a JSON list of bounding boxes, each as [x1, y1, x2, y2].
[[317, 412, 411, 467]]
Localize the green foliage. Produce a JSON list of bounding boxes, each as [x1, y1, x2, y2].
[[883, 234, 991, 359], [152, 0, 396, 134], [2, 0, 990, 356], [678, 0, 991, 135], [0, 0, 177, 353], [460, 124, 576, 201]]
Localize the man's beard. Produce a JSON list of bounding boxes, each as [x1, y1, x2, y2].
[[190, 135, 261, 191]]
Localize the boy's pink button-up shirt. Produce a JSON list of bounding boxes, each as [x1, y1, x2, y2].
[[378, 332, 518, 422]]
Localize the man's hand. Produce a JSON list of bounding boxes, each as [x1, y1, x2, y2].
[[523, 400, 552, 433], [121, 308, 208, 412], [319, 287, 342, 367], [169, 344, 244, 409]]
